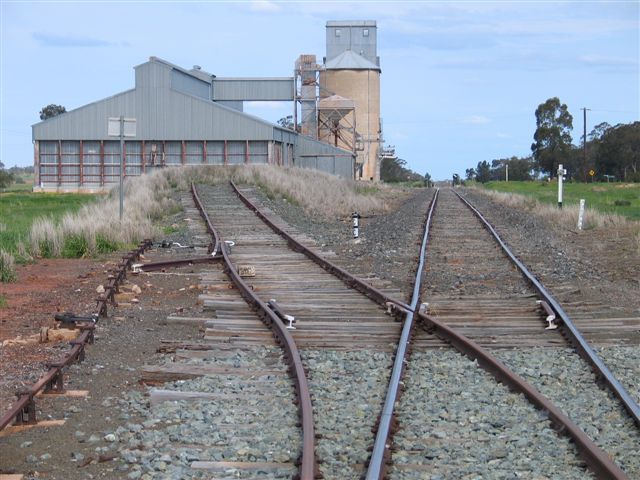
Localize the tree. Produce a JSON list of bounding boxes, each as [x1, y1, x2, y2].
[[380, 157, 423, 182], [0, 161, 14, 189], [531, 97, 573, 176], [276, 115, 294, 130], [424, 172, 433, 187], [465, 168, 476, 181], [595, 122, 640, 181], [39, 104, 66, 120], [475, 160, 491, 183]]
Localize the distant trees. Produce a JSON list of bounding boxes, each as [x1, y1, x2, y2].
[[463, 156, 535, 183], [380, 157, 423, 183], [423, 172, 433, 187], [39, 104, 66, 120], [475, 160, 491, 183], [531, 97, 573, 176], [465, 168, 476, 181], [590, 121, 640, 181], [0, 161, 14, 189], [276, 115, 294, 130]]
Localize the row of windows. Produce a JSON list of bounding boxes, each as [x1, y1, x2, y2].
[[335, 28, 369, 37]]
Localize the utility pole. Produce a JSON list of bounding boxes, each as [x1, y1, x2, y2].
[[582, 107, 590, 181]]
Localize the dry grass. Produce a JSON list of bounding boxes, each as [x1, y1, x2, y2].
[[471, 187, 630, 230], [24, 165, 391, 261], [164, 165, 389, 218], [28, 169, 175, 258], [0, 249, 16, 282]]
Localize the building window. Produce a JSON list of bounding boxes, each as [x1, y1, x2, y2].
[[335, 29, 341, 37], [363, 29, 369, 37]]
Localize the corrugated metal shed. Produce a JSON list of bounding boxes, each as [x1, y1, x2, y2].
[[296, 135, 354, 179], [33, 60, 277, 141]]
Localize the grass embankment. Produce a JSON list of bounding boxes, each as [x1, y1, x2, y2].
[[481, 181, 640, 220]]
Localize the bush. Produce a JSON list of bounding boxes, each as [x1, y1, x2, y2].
[[62, 234, 90, 258], [614, 199, 632, 206], [0, 249, 17, 282]]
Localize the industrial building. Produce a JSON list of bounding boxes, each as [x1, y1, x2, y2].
[[32, 20, 383, 191]]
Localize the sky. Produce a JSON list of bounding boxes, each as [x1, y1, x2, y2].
[[1, 0, 638, 180]]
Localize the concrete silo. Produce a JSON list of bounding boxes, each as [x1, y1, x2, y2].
[[320, 20, 381, 181]]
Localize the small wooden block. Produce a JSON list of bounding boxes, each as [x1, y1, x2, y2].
[[0, 419, 65, 437], [237, 265, 256, 277], [0, 474, 25, 480]]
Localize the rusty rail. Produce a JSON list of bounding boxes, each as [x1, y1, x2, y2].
[[417, 310, 628, 479], [191, 183, 316, 480], [134, 255, 220, 272], [226, 182, 629, 479], [0, 239, 152, 432], [454, 189, 640, 428]]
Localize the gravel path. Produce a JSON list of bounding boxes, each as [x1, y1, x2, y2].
[[116, 346, 300, 479], [304, 349, 393, 479], [390, 349, 591, 480]]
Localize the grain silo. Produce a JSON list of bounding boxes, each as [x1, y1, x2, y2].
[[319, 20, 381, 181]]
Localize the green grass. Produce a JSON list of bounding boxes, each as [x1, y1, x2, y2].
[[480, 181, 640, 220], [0, 192, 100, 256], [0, 294, 7, 308]]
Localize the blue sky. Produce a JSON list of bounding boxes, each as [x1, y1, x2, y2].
[[1, 0, 638, 180]]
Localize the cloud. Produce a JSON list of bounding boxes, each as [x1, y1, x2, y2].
[[250, 0, 280, 13], [462, 115, 491, 125], [32, 32, 126, 47], [497, 132, 511, 139]]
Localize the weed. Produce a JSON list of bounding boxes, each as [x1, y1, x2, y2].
[[62, 234, 90, 258], [614, 199, 632, 207], [96, 235, 120, 254], [1, 249, 17, 282], [0, 295, 7, 308]]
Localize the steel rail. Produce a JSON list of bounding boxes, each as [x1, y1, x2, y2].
[[366, 188, 439, 479], [225, 181, 629, 478], [191, 185, 222, 256], [0, 240, 151, 432], [417, 310, 628, 479], [191, 183, 317, 480], [454, 189, 640, 427], [135, 255, 221, 272], [229, 181, 412, 312]]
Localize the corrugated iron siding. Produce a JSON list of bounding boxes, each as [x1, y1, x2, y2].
[[295, 136, 354, 179], [212, 78, 294, 101]]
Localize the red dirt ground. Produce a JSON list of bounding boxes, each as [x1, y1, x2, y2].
[[0, 258, 114, 413]]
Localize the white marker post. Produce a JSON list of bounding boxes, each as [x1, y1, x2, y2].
[[577, 199, 586, 230], [352, 212, 361, 239], [557, 164, 567, 209]]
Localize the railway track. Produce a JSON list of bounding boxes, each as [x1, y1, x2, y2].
[[2, 180, 638, 480], [381, 187, 640, 479], [192, 182, 636, 479]]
